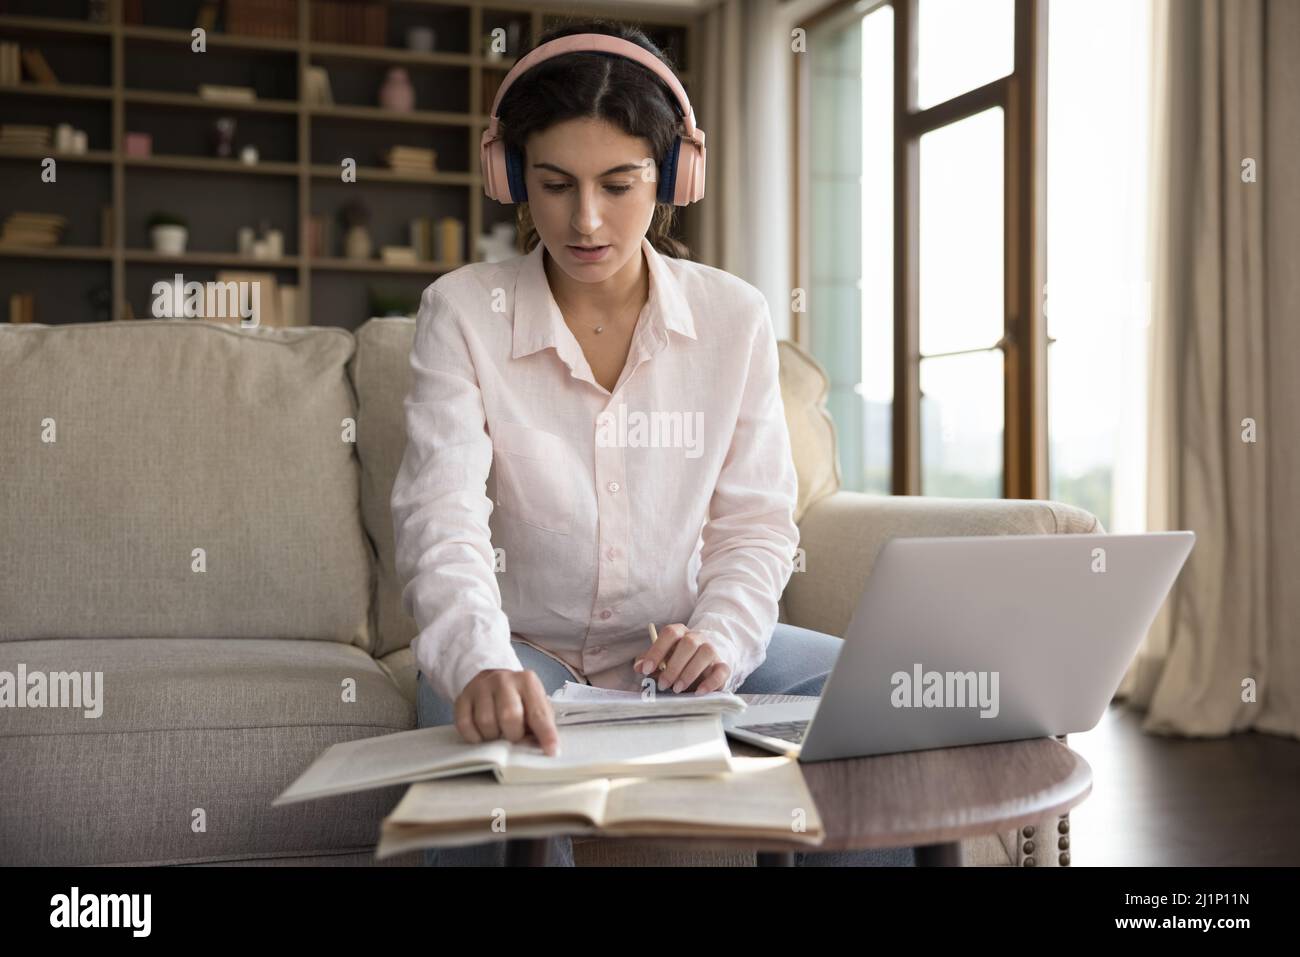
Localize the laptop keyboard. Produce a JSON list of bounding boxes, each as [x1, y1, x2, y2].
[[739, 719, 810, 744]]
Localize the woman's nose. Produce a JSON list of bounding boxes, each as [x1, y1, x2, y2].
[[570, 185, 603, 233]]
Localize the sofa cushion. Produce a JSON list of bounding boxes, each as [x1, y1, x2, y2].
[[777, 340, 841, 523], [0, 321, 371, 645], [350, 318, 841, 660], [350, 318, 421, 660], [0, 637, 414, 865]]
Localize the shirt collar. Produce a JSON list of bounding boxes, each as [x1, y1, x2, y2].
[[511, 235, 697, 361]]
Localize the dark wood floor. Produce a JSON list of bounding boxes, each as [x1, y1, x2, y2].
[[1065, 702, 1300, 865]]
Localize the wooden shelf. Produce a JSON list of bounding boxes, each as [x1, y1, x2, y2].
[[308, 164, 475, 185], [0, 14, 112, 37], [310, 42, 476, 68], [306, 103, 481, 126], [0, 82, 113, 101], [310, 256, 460, 274], [0, 3, 697, 328], [125, 154, 300, 177], [0, 148, 114, 164], [125, 251, 301, 269], [121, 25, 299, 54], [123, 90, 300, 114], [0, 245, 112, 261]]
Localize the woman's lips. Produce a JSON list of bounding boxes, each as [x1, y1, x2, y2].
[[568, 244, 610, 262]]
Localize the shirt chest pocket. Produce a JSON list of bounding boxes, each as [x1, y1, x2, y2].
[[490, 420, 575, 535]]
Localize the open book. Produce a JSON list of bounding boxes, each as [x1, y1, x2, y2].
[[375, 755, 825, 858], [549, 681, 747, 725], [272, 715, 731, 806]]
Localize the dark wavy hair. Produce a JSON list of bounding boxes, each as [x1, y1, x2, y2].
[[496, 18, 693, 260]]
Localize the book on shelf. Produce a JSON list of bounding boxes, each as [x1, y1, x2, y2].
[[198, 84, 257, 103], [374, 755, 825, 859], [385, 146, 437, 173], [225, 0, 297, 40], [0, 43, 24, 87], [195, 0, 220, 33], [0, 124, 53, 149], [380, 245, 417, 265], [407, 216, 464, 263], [306, 214, 333, 259], [8, 292, 36, 324], [312, 0, 386, 46], [1, 212, 67, 247], [20, 48, 57, 85], [408, 218, 432, 261], [437, 217, 465, 265], [272, 714, 733, 806], [201, 270, 280, 327]]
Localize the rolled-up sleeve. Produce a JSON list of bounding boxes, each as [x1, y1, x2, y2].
[[391, 285, 523, 704], [687, 294, 800, 693]]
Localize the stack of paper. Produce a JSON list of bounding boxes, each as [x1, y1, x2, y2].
[[548, 680, 748, 725]]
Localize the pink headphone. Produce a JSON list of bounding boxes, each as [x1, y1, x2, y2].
[[479, 32, 707, 206]]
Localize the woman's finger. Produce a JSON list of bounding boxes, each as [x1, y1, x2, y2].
[[672, 643, 718, 693], [659, 629, 703, 689], [693, 662, 731, 695], [635, 623, 687, 677]]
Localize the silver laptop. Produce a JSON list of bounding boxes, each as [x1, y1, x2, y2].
[[724, 531, 1195, 761]]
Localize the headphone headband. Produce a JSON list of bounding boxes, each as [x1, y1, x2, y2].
[[485, 33, 701, 144], [479, 32, 707, 206]]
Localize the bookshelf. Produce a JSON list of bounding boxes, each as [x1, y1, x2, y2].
[[0, 0, 699, 328]]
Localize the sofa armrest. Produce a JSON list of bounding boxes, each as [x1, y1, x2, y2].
[[782, 491, 1103, 637]]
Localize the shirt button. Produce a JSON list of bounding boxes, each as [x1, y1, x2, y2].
[[607, 481, 620, 493], [600, 609, 612, 620], [605, 546, 620, 560]]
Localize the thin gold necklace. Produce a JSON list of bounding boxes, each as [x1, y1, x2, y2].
[[563, 291, 644, 336]]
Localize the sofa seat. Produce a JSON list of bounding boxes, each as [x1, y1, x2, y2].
[[0, 638, 414, 866]]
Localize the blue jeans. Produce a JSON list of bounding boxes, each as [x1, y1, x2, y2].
[[415, 622, 916, 867]]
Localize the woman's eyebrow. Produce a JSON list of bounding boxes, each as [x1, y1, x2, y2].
[[532, 161, 644, 177]]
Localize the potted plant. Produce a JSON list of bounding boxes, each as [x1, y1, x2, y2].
[[147, 213, 189, 255]]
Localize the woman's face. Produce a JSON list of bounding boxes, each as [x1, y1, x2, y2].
[[523, 116, 659, 283]]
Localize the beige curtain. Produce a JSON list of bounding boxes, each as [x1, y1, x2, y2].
[[1117, 0, 1300, 741], [691, 0, 745, 270]]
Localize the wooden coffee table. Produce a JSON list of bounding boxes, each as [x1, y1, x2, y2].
[[500, 693, 1093, 866]]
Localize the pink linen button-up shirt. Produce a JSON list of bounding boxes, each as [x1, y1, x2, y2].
[[391, 235, 800, 705]]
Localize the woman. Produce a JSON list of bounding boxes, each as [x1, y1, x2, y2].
[[390, 19, 913, 868]]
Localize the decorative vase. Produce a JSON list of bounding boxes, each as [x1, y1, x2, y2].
[[150, 225, 187, 255], [379, 67, 415, 112], [344, 225, 372, 260]]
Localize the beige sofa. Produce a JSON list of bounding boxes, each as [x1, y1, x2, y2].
[[0, 318, 1098, 866]]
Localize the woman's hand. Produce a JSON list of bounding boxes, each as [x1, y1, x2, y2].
[[455, 668, 560, 756], [632, 624, 732, 695]]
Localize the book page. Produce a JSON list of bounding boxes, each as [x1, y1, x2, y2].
[[552, 680, 740, 707], [602, 756, 823, 836], [501, 715, 731, 782], [273, 726, 509, 805], [387, 774, 611, 830]]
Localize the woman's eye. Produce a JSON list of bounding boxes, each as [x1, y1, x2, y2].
[[541, 183, 632, 194]]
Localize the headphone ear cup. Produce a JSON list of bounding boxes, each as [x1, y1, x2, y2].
[[657, 137, 681, 205]]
